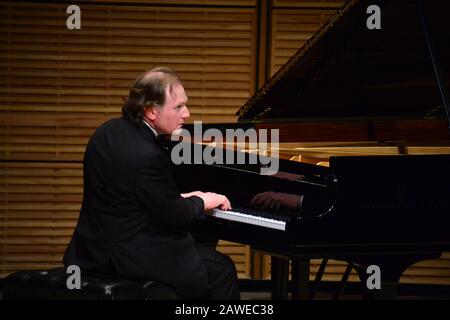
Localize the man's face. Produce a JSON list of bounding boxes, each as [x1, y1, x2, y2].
[[149, 83, 190, 135]]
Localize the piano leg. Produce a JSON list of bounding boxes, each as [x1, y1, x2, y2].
[[310, 258, 332, 300], [291, 258, 310, 300], [271, 256, 289, 300], [333, 263, 353, 300]]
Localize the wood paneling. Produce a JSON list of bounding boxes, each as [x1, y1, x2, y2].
[[273, 0, 343, 8], [1, 1, 257, 162], [74, 0, 257, 6], [270, 8, 336, 76], [0, 0, 256, 278], [217, 241, 251, 279], [0, 162, 81, 274]]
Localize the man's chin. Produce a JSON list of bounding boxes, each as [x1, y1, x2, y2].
[[171, 126, 190, 140], [172, 127, 184, 136]]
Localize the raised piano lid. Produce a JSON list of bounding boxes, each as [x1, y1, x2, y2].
[[237, 0, 450, 140]]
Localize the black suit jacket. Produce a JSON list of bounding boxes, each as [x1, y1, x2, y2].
[[64, 116, 208, 298]]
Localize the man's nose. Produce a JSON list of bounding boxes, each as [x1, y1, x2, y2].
[[182, 106, 190, 119]]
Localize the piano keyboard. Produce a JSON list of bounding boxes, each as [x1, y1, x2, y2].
[[211, 207, 287, 231]]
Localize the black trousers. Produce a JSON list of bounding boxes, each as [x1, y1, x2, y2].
[[194, 242, 241, 300]]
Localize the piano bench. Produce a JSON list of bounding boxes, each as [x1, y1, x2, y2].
[[2, 267, 179, 300]]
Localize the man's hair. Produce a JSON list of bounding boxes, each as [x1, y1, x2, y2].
[[122, 66, 182, 127]]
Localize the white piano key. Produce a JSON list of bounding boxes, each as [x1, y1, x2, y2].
[[211, 209, 286, 231]]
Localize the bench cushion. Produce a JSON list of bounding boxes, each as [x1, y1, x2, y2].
[[3, 268, 178, 300]]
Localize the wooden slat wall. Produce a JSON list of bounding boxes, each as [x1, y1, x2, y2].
[[218, 240, 251, 279], [0, 162, 80, 273], [273, 0, 344, 8], [1, 1, 257, 162], [0, 0, 255, 279], [270, 2, 340, 76], [79, 0, 257, 5]]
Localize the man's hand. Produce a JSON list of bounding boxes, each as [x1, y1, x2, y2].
[[181, 191, 203, 198], [250, 191, 301, 211], [183, 191, 231, 211]]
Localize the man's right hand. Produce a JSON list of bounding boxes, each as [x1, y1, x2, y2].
[[196, 192, 231, 211]]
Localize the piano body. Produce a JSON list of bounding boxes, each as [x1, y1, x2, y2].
[[172, 0, 450, 299]]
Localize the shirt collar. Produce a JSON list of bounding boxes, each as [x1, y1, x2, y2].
[[143, 120, 158, 137]]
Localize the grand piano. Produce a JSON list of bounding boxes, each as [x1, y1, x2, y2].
[[172, 0, 450, 299]]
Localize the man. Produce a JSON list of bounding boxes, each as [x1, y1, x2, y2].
[[64, 67, 240, 299]]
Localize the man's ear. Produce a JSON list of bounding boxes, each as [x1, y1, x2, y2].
[[143, 106, 158, 121]]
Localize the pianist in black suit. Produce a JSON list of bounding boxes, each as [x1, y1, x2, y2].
[[64, 67, 240, 300]]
